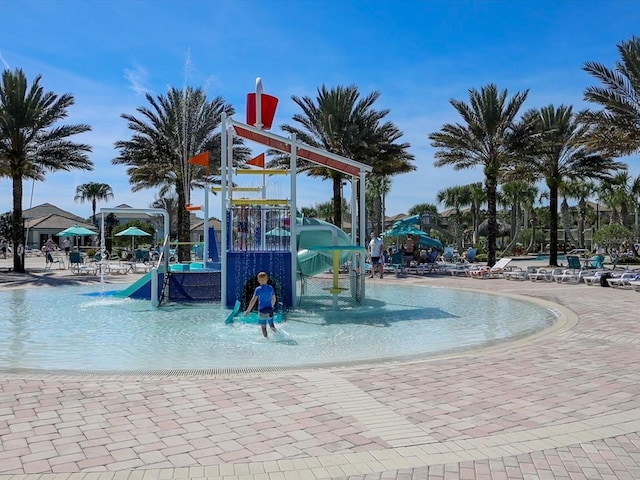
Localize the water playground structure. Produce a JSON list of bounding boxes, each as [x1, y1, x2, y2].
[[104, 78, 373, 313]]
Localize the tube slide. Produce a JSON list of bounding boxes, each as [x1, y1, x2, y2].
[[296, 218, 356, 277]]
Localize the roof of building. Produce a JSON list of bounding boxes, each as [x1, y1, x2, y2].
[[24, 203, 88, 224], [384, 213, 410, 223], [25, 213, 96, 232], [190, 217, 222, 231]]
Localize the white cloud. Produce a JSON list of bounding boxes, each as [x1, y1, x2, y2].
[[124, 63, 151, 96], [0, 50, 10, 69]]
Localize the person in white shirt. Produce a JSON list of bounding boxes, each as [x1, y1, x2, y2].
[[368, 231, 384, 279], [62, 237, 71, 256]]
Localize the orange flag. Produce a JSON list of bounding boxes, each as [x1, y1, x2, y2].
[[247, 152, 265, 168], [188, 151, 209, 166]]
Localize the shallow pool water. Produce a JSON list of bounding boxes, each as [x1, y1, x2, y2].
[[0, 283, 554, 372]]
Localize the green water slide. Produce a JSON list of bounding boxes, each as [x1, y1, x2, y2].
[[113, 271, 154, 298], [296, 218, 360, 276]]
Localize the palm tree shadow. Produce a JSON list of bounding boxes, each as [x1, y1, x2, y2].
[[291, 298, 459, 327], [0, 271, 103, 288]]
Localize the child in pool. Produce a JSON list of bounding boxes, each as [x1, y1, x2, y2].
[[244, 271, 277, 338]]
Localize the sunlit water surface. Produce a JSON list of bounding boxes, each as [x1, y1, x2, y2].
[[0, 283, 554, 371]]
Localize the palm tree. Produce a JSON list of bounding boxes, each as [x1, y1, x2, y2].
[[74, 182, 114, 227], [580, 36, 640, 156], [499, 181, 538, 255], [314, 200, 335, 223], [519, 104, 625, 265], [521, 186, 542, 253], [0, 68, 92, 273], [598, 171, 640, 228], [150, 194, 180, 241], [437, 185, 471, 251], [300, 206, 317, 218], [113, 87, 248, 261], [429, 84, 529, 266], [366, 175, 392, 233], [467, 182, 485, 244], [562, 179, 597, 249], [558, 182, 577, 248], [275, 85, 414, 230]]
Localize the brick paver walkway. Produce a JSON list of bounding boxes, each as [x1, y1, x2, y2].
[[1, 271, 639, 479]]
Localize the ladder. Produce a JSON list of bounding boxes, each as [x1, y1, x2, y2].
[[158, 268, 171, 306]]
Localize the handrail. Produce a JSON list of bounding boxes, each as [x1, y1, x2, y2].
[[156, 234, 170, 270]]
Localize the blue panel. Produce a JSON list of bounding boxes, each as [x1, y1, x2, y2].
[[169, 272, 222, 302], [226, 251, 292, 308], [208, 227, 220, 263]]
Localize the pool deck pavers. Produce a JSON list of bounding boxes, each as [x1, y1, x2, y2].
[[1, 261, 640, 479]]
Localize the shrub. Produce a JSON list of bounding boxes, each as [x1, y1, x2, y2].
[[476, 253, 488, 263]]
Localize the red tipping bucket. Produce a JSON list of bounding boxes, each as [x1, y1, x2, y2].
[[246, 93, 278, 130]]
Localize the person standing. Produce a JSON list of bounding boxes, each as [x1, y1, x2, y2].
[[244, 271, 277, 338], [62, 237, 71, 256], [404, 234, 415, 267], [368, 231, 384, 279]]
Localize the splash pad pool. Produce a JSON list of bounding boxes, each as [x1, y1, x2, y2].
[[0, 282, 555, 373]]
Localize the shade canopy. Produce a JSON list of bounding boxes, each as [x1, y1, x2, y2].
[[115, 226, 151, 237], [57, 225, 97, 237], [115, 226, 151, 250]]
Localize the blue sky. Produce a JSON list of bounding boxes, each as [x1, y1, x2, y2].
[[1, 0, 640, 222]]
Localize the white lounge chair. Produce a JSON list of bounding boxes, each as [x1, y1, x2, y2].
[[132, 262, 151, 273], [470, 258, 512, 279], [528, 268, 564, 282], [71, 263, 98, 275], [448, 264, 473, 276], [107, 263, 129, 274], [607, 272, 640, 289], [583, 270, 606, 286], [552, 269, 583, 284], [464, 265, 490, 277], [503, 267, 528, 280]]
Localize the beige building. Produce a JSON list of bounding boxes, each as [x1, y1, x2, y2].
[[24, 204, 97, 250]]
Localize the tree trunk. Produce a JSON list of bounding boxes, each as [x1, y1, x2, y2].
[[472, 206, 479, 244], [486, 180, 497, 267], [176, 183, 190, 262], [372, 192, 382, 235], [502, 226, 521, 255], [510, 204, 517, 238], [333, 174, 342, 228], [11, 173, 25, 273], [560, 198, 576, 246], [527, 209, 537, 252], [92, 199, 97, 227], [578, 198, 586, 248], [549, 184, 559, 266]]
